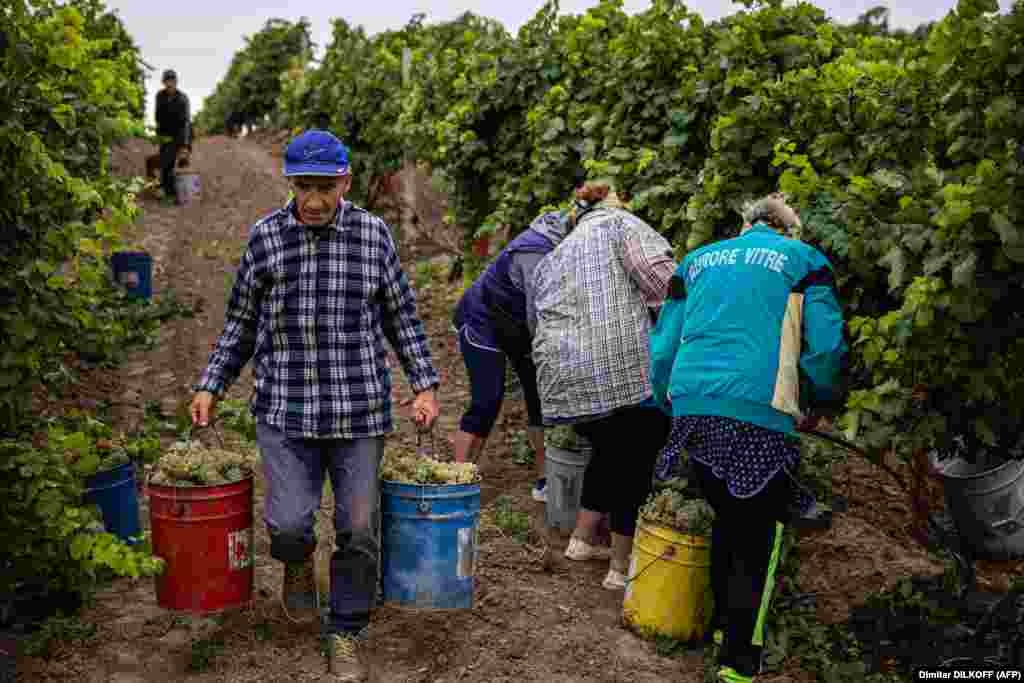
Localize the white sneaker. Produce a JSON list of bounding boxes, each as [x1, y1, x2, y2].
[[602, 568, 627, 591], [531, 482, 547, 502], [564, 537, 610, 561]]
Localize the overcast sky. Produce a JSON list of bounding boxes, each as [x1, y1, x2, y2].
[[103, 0, 1014, 126]]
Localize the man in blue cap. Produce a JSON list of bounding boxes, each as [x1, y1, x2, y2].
[[154, 69, 190, 205], [191, 129, 441, 680]]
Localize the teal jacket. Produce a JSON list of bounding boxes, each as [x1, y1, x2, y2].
[[649, 223, 848, 434]]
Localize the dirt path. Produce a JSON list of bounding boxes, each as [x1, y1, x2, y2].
[[19, 136, 699, 682]]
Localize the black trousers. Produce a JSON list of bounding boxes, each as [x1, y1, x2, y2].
[[693, 460, 791, 676], [160, 142, 179, 198], [574, 405, 670, 537]]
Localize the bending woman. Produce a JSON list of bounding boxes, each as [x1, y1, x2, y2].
[[452, 211, 571, 502], [649, 195, 847, 683], [533, 179, 676, 590]]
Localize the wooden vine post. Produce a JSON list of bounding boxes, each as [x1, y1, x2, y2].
[[397, 46, 414, 257]]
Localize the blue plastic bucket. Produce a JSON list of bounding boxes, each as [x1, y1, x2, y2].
[[380, 481, 481, 609], [110, 251, 153, 300], [84, 461, 142, 544]]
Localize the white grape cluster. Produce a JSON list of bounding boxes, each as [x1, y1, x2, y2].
[[380, 452, 480, 485], [150, 443, 257, 487], [545, 424, 582, 450], [640, 489, 715, 537]]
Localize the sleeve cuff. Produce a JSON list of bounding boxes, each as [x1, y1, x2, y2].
[[411, 376, 440, 394], [193, 377, 226, 397]]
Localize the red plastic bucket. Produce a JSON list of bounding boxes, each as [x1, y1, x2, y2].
[[149, 476, 254, 613]]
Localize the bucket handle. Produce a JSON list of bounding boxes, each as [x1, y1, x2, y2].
[[990, 507, 1024, 532], [149, 418, 227, 482], [187, 420, 226, 449], [415, 426, 436, 514], [174, 422, 226, 507], [625, 545, 677, 585], [415, 425, 436, 460]]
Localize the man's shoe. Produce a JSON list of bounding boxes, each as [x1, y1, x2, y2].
[[564, 537, 610, 561], [281, 557, 319, 623], [325, 633, 367, 681]]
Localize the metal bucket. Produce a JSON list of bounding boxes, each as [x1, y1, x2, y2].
[[149, 476, 255, 613], [380, 481, 481, 609], [544, 440, 593, 532], [933, 453, 1024, 560]]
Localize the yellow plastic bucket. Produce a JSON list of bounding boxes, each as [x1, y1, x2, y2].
[[622, 521, 713, 642]]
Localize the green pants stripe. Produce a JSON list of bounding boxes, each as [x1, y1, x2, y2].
[[751, 521, 784, 647]]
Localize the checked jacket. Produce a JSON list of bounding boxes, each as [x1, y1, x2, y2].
[[196, 200, 439, 439], [532, 205, 674, 424]]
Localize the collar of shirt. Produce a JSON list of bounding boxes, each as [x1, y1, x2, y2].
[[283, 198, 348, 234], [741, 221, 777, 236]]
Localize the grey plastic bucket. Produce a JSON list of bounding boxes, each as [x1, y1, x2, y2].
[[174, 172, 200, 206], [545, 440, 593, 532], [933, 453, 1024, 560]]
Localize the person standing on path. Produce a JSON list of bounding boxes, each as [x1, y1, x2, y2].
[[190, 129, 441, 681], [649, 195, 847, 683], [532, 178, 676, 591], [155, 69, 191, 205], [450, 208, 575, 502]]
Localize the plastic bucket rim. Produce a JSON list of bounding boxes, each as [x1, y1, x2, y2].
[[547, 447, 591, 456], [91, 460, 135, 475], [638, 520, 712, 548], [544, 443, 591, 453], [936, 456, 1024, 482], [147, 473, 255, 490], [381, 481, 481, 516], [545, 445, 591, 466], [85, 460, 136, 486], [381, 479, 481, 491]]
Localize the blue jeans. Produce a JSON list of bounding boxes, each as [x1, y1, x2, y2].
[[257, 421, 383, 635]]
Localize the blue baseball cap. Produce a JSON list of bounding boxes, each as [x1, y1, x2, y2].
[[283, 129, 350, 177]]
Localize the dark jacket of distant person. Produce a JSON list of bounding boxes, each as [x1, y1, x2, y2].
[[156, 89, 191, 146]]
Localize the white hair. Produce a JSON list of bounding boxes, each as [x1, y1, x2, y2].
[[742, 194, 800, 232]]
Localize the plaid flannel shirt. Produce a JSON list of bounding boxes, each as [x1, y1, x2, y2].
[[195, 200, 439, 439], [532, 206, 674, 424]]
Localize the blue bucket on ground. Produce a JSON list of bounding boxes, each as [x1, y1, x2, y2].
[[84, 461, 142, 544], [380, 481, 481, 609], [110, 251, 152, 300]]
